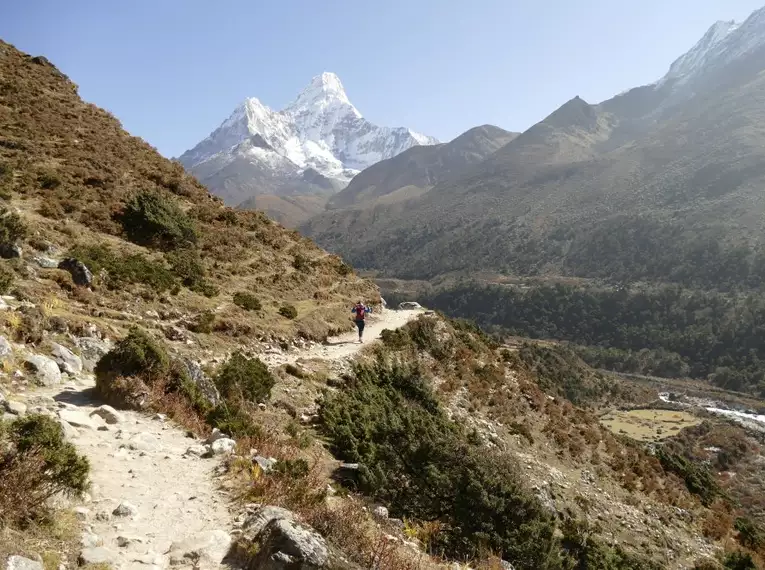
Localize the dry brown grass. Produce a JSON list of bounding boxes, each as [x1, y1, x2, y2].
[[0, 509, 80, 570]]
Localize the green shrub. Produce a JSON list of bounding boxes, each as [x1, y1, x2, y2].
[[206, 402, 262, 438], [734, 517, 764, 550], [37, 170, 61, 190], [68, 243, 177, 292], [0, 415, 90, 524], [655, 448, 721, 507], [319, 360, 559, 565], [233, 291, 262, 311], [0, 207, 27, 245], [214, 351, 275, 403], [273, 458, 310, 479], [95, 326, 170, 388], [0, 262, 14, 294], [285, 363, 306, 379], [188, 310, 215, 333], [278, 304, 298, 319], [723, 551, 757, 570], [166, 248, 204, 287], [118, 189, 197, 251], [560, 519, 663, 569]]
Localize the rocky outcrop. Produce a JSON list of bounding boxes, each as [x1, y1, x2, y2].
[[23, 354, 62, 386], [180, 358, 221, 406], [239, 505, 357, 570], [5, 555, 43, 570], [50, 341, 83, 375], [58, 258, 93, 287]]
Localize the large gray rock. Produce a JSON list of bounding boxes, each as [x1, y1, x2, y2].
[[50, 342, 83, 375], [180, 358, 221, 406], [398, 301, 422, 310], [23, 354, 62, 386], [239, 505, 358, 570], [209, 438, 236, 456], [6, 555, 43, 570], [167, 530, 232, 568], [75, 337, 112, 373], [112, 500, 139, 518], [58, 258, 93, 287], [249, 517, 329, 570]]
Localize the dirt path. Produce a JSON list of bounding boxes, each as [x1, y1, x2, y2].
[[9, 307, 424, 569], [18, 378, 233, 569], [262, 308, 424, 368]]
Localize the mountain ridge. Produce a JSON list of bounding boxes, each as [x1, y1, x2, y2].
[[301, 5, 765, 291]]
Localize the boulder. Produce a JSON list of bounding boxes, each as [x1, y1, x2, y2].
[[125, 432, 160, 452], [163, 325, 187, 342], [75, 337, 112, 373], [243, 506, 330, 570], [167, 530, 232, 568], [58, 258, 93, 287], [0, 243, 22, 259], [181, 358, 221, 406], [23, 354, 62, 386], [50, 342, 83, 375], [398, 301, 422, 310], [89, 404, 122, 424], [57, 418, 79, 440], [6, 556, 43, 570]]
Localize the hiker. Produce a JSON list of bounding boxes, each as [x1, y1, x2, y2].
[[351, 300, 371, 343]]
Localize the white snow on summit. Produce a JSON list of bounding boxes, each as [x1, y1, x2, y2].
[[657, 6, 765, 87], [180, 72, 438, 187]]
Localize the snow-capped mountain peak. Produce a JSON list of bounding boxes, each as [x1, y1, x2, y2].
[[286, 72, 359, 116], [658, 6, 765, 87], [179, 73, 438, 199]]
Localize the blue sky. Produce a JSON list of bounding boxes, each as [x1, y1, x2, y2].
[[2, 0, 763, 157]]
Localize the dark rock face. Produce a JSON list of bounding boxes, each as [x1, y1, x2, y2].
[[58, 258, 93, 286]]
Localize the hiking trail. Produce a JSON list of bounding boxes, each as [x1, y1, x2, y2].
[[10, 307, 423, 569]]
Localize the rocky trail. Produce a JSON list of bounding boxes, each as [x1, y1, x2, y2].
[[5, 307, 423, 570]]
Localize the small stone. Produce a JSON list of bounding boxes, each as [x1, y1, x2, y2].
[[78, 546, 117, 565], [116, 535, 143, 547], [184, 444, 210, 458], [3, 400, 27, 416], [59, 409, 103, 430], [90, 405, 122, 424], [81, 531, 103, 547], [112, 501, 139, 518], [153, 413, 167, 421], [125, 432, 160, 452], [209, 438, 236, 456], [34, 255, 59, 269], [253, 455, 277, 473], [0, 243, 22, 259], [373, 505, 389, 519], [6, 555, 43, 570], [205, 428, 229, 445], [74, 506, 91, 521], [0, 335, 12, 359], [167, 530, 231, 566]]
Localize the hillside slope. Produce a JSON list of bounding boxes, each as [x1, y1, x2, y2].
[[326, 125, 518, 210], [0, 39, 378, 346], [302, 8, 765, 291]]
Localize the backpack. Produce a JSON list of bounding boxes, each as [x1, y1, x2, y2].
[[354, 304, 366, 320]]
